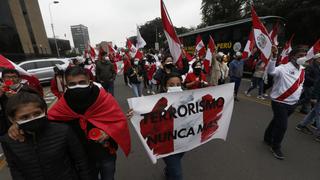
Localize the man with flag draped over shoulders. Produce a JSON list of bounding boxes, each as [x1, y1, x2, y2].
[[48, 66, 131, 180], [264, 45, 307, 160]]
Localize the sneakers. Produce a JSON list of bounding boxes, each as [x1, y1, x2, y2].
[[270, 147, 285, 160], [263, 93, 269, 97], [147, 90, 151, 94], [295, 124, 313, 135], [244, 91, 251, 97], [257, 96, 266, 100], [315, 136, 320, 142]]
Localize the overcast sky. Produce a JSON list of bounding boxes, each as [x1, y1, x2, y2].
[[38, 0, 202, 48]]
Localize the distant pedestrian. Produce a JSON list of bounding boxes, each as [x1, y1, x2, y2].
[[245, 59, 265, 99], [229, 51, 246, 101], [96, 55, 116, 96]]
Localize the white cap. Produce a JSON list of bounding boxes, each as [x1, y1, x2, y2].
[[216, 52, 225, 58], [236, 51, 242, 57], [313, 53, 320, 59]]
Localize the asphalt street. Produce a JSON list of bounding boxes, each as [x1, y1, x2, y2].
[[1, 76, 319, 180]]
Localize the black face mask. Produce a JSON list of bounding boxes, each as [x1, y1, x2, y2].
[[18, 115, 47, 134], [194, 68, 202, 75], [165, 63, 174, 69], [65, 85, 92, 103]]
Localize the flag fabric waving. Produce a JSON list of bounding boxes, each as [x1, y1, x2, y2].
[[204, 35, 216, 66], [108, 44, 116, 55], [251, 6, 273, 61], [269, 22, 279, 46], [195, 35, 206, 57], [89, 45, 96, 61], [306, 39, 320, 60], [242, 31, 255, 59], [127, 39, 143, 60], [160, 0, 182, 64], [279, 34, 294, 64], [136, 27, 147, 49]]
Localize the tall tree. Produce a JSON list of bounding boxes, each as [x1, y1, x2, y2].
[[201, 0, 246, 25]]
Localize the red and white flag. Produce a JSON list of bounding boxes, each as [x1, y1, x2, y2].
[[279, 34, 294, 64], [89, 45, 96, 61], [269, 22, 279, 46], [251, 6, 273, 61], [195, 35, 206, 57], [204, 35, 216, 66], [136, 27, 147, 49], [160, 0, 182, 64], [0, 54, 42, 95], [127, 39, 143, 60], [242, 31, 255, 59], [306, 39, 320, 60], [108, 44, 116, 54]]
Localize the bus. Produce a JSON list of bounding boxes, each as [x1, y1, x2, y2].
[[178, 16, 286, 73]]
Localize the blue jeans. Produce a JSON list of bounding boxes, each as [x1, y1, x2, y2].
[[247, 77, 264, 96], [131, 83, 142, 97], [230, 76, 242, 96], [95, 155, 116, 180], [163, 153, 185, 180], [300, 102, 320, 136]]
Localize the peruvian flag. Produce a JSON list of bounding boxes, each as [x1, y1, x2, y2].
[[195, 35, 206, 57], [251, 6, 273, 61], [306, 39, 320, 60], [108, 44, 116, 55], [0, 54, 43, 96], [204, 35, 216, 66], [89, 45, 96, 61], [268, 21, 279, 46], [127, 39, 143, 60], [136, 27, 147, 49], [161, 0, 182, 64], [242, 31, 255, 59], [279, 34, 294, 64]]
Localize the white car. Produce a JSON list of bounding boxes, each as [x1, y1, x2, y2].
[[18, 58, 69, 83]]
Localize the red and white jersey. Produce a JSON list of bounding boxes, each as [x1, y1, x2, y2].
[[267, 59, 305, 105]]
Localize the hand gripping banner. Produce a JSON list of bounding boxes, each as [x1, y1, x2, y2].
[[128, 83, 235, 163]]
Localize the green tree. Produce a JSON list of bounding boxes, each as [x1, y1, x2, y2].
[[201, 0, 246, 25]]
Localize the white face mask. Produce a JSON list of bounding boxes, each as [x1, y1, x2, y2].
[[296, 57, 307, 65], [16, 113, 46, 125], [167, 86, 183, 93], [134, 61, 139, 65], [88, 61, 92, 65], [67, 84, 90, 89]]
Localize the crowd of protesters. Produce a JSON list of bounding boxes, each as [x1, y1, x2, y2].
[[0, 40, 320, 180]]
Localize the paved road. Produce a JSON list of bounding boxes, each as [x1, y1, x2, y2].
[[1, 77, 319, 180]]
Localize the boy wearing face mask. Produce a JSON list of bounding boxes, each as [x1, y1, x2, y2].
[[185, 60, 208, 90], [264, 46, 307, 160], [48, 66, 130, 180], [0, 91, 92, 180]]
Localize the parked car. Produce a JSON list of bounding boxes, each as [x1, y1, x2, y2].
[[18, 58, 70, 83]]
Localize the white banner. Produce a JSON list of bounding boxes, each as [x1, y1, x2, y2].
[[128, 83, 235, 163]]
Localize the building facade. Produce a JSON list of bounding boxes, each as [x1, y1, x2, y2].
[[71, 24, 90, 53], [48, 38, 71, 57], [0, 0, 51, 61]]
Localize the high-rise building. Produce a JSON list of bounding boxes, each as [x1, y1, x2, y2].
[[71, 24, 90, 53], [0, 0, 52, 61]]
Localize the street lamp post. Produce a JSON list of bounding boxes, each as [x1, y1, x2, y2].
[[49, 1, 60, 58]]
